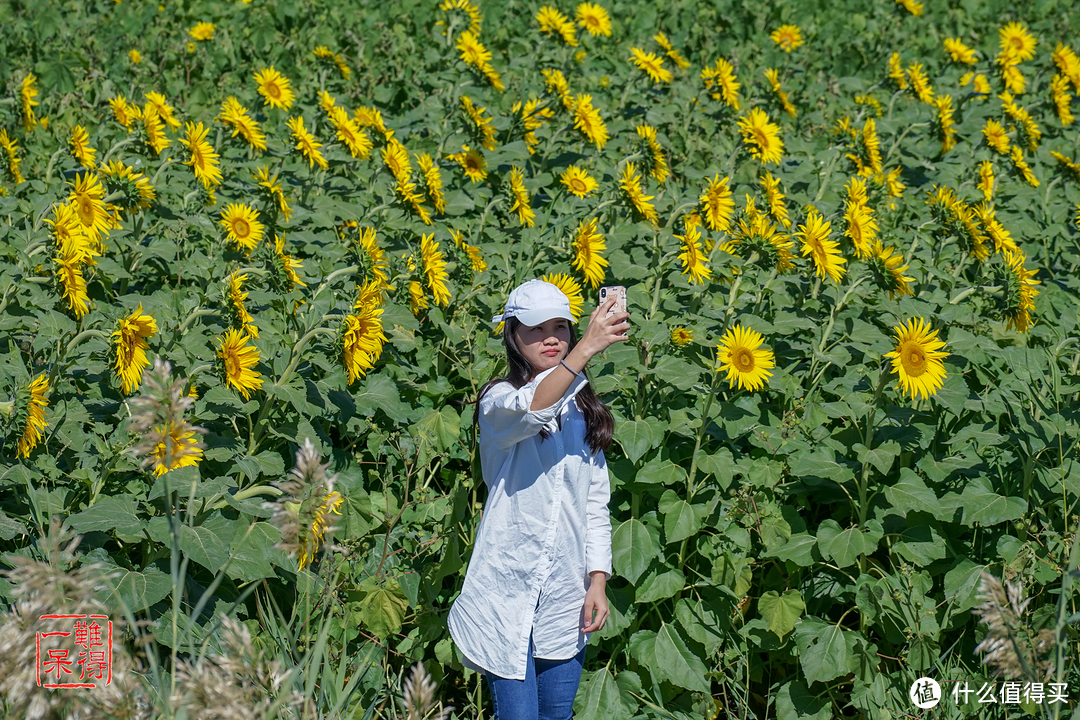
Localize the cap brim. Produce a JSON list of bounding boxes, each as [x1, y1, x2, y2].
[[514, 308, 577, 326]]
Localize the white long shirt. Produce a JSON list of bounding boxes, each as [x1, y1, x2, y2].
[[447, 364, 613, 680]]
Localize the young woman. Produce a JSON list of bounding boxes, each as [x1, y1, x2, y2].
[[447, 279, 630, 720]]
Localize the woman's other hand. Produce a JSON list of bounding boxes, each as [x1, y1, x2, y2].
[[581, 573, 609, 633]]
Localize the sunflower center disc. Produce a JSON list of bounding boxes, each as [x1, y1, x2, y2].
[[571, 179, 587, 194], [268, 84, 281, 99], [78, 196, 94, 225], [234, 219, 249, 237], [904, 346, 926, 375], [734, 349, 754, 371]]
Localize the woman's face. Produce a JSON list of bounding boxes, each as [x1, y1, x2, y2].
[[514, 317, 571, 377]]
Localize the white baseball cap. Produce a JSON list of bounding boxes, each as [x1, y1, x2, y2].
[[491, 279, 577, 326]]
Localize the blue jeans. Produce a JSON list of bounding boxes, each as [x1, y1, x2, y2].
[[483, 630, 586, 720]]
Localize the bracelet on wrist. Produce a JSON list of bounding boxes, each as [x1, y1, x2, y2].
[[559, 359, 581, 379]]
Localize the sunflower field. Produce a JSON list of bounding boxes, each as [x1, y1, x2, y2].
[[2, 0, 1080, 717]]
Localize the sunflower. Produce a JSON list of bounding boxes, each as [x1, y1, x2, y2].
[[654, 32, 690, 70], [701, 58, 741, 109], [670, 327, 693, 346], [180, 121, 223, 188], [700, 174, 735, 232], [324, 105, 371, 160], [20, 73, 38, 132], [576, 3, 611, 37], [396, 176, 433, 226], [1000, 248, 1039, 332], [854, 94, 883, 117], [219, 203, 265, 253], [68, 172, 111, 246], [144, 91, 181, 130], [286, 116, 329, 170], [867, 242, 915, 299], [253, 66, 296, 110], [760, 172, 790, 229], [844, 198, 878, 260], [636, 124, 669, 183], [884, 318, 949, 401], [420, 233, 452, 307], [763, 68, 796, 118], [355, 226, 390, 292], [888, 52, 908, 90], [982, 119, 1011, 154], [553, 165, 595, 199], [795, 210, 846, 283], [619, 162, 659, 227], [883, 166, 906, 200], [45, 202, 97, 265], [456, 30, 491, 69], [895, 0, 923, 16], [217, 328, 264, 400], [676, 223, 711, 285], [129, 49, 142, 64], [571, 94, 609, 149], [448, 144, 487, 183], [147, 424, 205, 477], [0, 128, 25, 184], [273, 235, 307, 289], [226, 271, 259, 338], [382, 138, 412, 182], [252, 165, 293, 223], [541, 272, 584, 321], [513, 98, 553, 154], [137, 103, 170, 155], [189, 21, 215, 40], [973, 202, 1018, 255], [1051, 75, 1075, 126], [313, 46, 351, 79], [99, 159, 156, 215], [906, 62, 935, 103], [109, 95, 140, 129], [219, 96, 268, 152], [416, 153, 447, 215], [506, 166, 535, 227], [977, 161, 995, 201], [570, 217, 608, 289], [1010, 146, 1039, 188], [629, 48, 672, 84], [999, 22, 1037, 64], [934, 94, 958, 153], [944, 38, 977, 64], [111, 304, 157, 394], [737, 108, 784, 165], [1052, 43, 1080, 92], [770, 24, 803, 53], [536, 6, 578, 46], [14, 374, 49, 459], [53, 250, 90, 318], [69, 125, 97, 168], [846, 117, 883, 177], [716, 324, 774, 391], [1000, 93, 1042, 152], [542, 68, 574, 111], [460, 95, 497, 151], [340, 303, 387, 384]]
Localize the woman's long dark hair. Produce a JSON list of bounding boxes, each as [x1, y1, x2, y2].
[[472, 316, 614, 455]]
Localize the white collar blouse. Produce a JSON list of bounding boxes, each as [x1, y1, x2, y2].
[[447, 364, 613, 680]]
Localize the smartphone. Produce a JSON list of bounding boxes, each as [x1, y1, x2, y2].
[[599, 285, 628, 338]]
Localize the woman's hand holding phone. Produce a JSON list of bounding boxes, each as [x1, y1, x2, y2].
[[580, 294, 630, 358]]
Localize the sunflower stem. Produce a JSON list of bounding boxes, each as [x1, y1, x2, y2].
[[312, 265, 359, 301], [277, 327, 338, 387], [151, 158, 173, 186], [43, 147, 66, 184], [65, 329, 110, 356], [177, 307, 217, 334], [103, 137, 137, 164]]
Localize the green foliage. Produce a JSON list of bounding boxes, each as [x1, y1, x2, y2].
[[1, 0, 1080, 718]]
